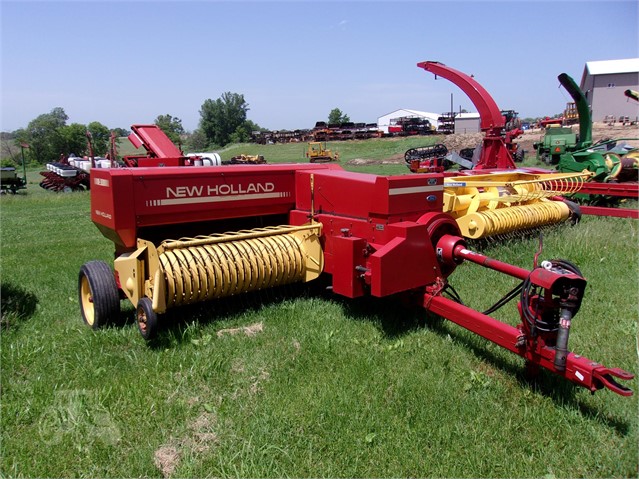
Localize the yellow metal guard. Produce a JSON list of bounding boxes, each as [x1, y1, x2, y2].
[[115, 224, 323, 313], [443, 171, 589, 239]]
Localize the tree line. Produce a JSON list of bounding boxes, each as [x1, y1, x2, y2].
[[2, 92, 352, 165]]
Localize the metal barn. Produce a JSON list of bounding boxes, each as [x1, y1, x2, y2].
[[580, 58, 639, 122], [454, 112, 481, 134]]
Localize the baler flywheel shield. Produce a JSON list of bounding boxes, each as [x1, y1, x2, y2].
[[155, 224, 323, 311]]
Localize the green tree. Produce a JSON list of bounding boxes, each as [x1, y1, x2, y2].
[[154, 114, 185, 146], [184, 128, 209, 152], [20, 107, 69, 163], [244, 119, 263, 135], [111, 127, 130, 137], [199, 92, 249, 147], [59, 123, 88, 157], [328, 108, 350, 124], [87, 121, 110, 156], [1, 131, 20, 165], [229, 119, 263, 144], [229, 124, 252, 144]]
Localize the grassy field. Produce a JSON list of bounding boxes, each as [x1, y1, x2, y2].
[[1, 142, 638, 477]]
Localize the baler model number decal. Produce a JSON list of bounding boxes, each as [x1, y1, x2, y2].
[[146, 182, 289, 207]]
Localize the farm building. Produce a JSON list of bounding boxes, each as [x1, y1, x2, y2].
[[377, 109, 439, 134], [579, 58, 639, 122], [454, 112, 481, 134]]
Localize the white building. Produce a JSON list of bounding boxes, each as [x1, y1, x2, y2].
[[454, 112, 481, 134], [377, 109, 440, 134], [579, 58, 639, 122]]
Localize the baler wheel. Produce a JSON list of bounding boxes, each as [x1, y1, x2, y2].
[[136, 298, 158, 341], [78, 261, 120, 330]]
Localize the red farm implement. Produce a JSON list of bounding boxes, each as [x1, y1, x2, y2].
[[78, 159, 633, 399]]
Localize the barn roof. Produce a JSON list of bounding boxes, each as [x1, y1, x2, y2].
[[378, 108, 439, 119], [456, 112, 480, 119], [584, 58, 639, 76]]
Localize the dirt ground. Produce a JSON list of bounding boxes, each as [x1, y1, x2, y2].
[[358, 122, 639, 166], [444, 122, 639, 157]]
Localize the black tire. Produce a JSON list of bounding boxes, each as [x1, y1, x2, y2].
[[136, 297, 158, 341], [564, 199, 582, 225], [78, 261, 120, 330]]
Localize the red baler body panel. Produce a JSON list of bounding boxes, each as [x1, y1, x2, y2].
[[92, 164, 445, 296], [290, 170, 444, 297], [91, 163, 341, 249]]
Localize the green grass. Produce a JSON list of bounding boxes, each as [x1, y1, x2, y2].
[[1, 160, 637, 477]]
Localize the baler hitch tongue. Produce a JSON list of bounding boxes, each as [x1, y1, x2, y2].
[[592, 367, 634, 397]]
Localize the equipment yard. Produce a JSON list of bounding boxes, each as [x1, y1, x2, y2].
[[2, 135, 637, 476], [2, 0, 638, 473], [2, 57, 638, 479], [335, 123, 639, 167]]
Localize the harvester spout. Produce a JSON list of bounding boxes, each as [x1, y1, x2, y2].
[[558, 73, 592, 148]]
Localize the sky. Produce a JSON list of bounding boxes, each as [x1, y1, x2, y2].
[[1, 0, 638, 133]]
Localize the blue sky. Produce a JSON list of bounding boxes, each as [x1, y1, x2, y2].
[[1, 0, 637, 132]]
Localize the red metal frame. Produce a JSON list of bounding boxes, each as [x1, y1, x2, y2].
[[91, 162, 634, 397], [425, 295, 632, 395], [430, 240, 632, 396], [577, 181, 638, 198], [130, 125, 183, 158], [122, 124, 190, 168], [579, 205, 638, 219]]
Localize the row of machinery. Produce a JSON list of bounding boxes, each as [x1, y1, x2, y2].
[[409, 61, 638, 220], [38, 131, 119, 192], [37, 125, 264, 192], [79, 147, 634, 398]]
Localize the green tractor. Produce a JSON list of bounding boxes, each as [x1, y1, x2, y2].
[[533, 125, 578, 165], [533, 73, 594, 166], [542, 73, 639, 207]]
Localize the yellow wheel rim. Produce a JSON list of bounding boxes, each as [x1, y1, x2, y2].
[[80, 276, 95, 326]]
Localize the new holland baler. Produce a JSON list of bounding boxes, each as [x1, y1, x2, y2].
[[79, 162, 633, 397]]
